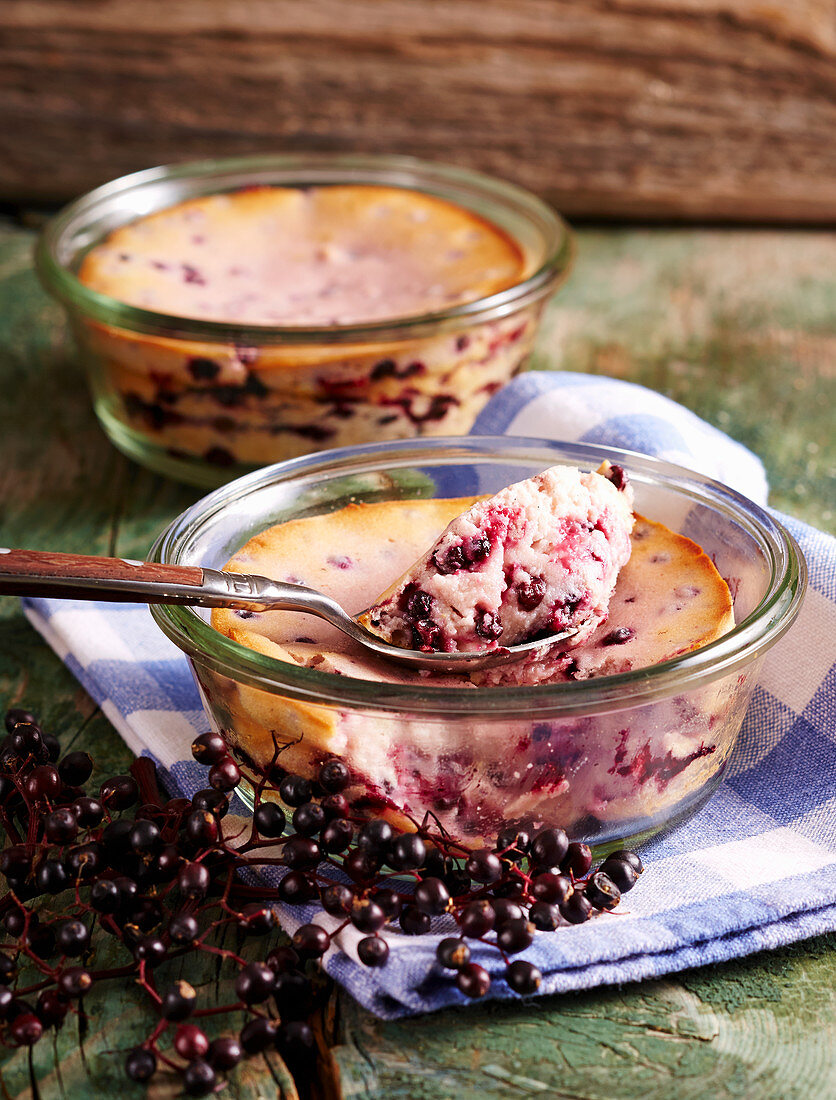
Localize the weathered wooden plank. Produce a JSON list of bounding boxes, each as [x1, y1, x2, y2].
[[332, 933, 836, 1099], [0, 1, 835, 222]]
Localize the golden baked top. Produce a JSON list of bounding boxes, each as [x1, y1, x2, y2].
[[78, 185, 525, 326], [212, 498, 734, 684]]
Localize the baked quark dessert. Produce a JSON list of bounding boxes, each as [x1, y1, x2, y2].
[[74, 185, 543, 471], [359, 463, 634, 654], [204, 468, 739, 844]]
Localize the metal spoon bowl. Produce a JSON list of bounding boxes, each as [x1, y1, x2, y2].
[[0, 548, 575, 673]]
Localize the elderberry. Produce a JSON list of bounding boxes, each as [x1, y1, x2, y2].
[[253, 801, 285, 837], [239, 1017, 277, 1054], [174, 1022, 210, 1060], [436, 937, 470, 970], [57, 751, 93, 787], [456, 962, 491, 998], [458, 899, 495, 938], [350, 898, 386, 934], [357, 936, 389, 967], [496, 917, 535, 955], [293, 801, 326, 836], [318, 758, 350, 792], [386, 833, 426, 871], [162, 980, 197, 1021], [506, 960, 542, 995], [183, 1060, 216, 1097], [208, 1036, 243, 1070], [235, 962, 275, 1004], [125, 1047, 156, 1083], [99, 774, 139, 811], [191, 731, 227, 765], [292, 923, 330, 959], [279, 774, 312, 807]]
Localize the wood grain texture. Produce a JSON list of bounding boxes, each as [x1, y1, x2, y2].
[[0, 548, 204, 588], [332, 934, 836, 1099], [0, 217, 833, 1096], [1, 0, 835, 221]]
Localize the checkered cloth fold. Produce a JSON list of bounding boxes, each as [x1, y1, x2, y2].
[[22, 373, 836, 1019]]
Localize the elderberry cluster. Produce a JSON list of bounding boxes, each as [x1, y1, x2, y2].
[[0, 707, 643, 1094]]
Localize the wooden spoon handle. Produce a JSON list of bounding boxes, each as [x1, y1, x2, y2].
[[0, 547, 205, 603]]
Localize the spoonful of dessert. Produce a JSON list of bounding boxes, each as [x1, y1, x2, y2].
[[0, 547, 574, 673], [0, 461, 635, 674]]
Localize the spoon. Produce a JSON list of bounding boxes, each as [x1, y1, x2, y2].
[[0, 548, 576, 673]]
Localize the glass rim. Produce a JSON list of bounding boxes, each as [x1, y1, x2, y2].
[[149, 436, 807, 718], [35, 153, 574, 345]]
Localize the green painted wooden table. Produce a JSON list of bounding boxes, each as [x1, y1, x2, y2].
[[1, 219, 834, 1099]]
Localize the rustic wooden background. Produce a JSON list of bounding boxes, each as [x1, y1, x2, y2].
[[1, 0, 835, 221]]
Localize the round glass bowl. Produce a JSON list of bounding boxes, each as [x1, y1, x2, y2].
[[36, 154, 573, 487], [149, 437, 806, 851]]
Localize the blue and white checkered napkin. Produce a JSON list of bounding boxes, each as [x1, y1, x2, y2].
[[22, 372, 836, 1019]]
